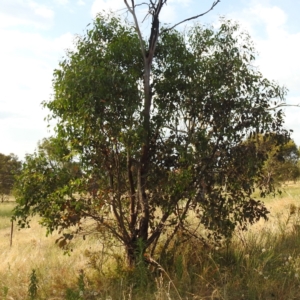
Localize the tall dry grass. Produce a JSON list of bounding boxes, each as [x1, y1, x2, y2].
[[0, 217, 91, 299], [0, 183, 300, 299]]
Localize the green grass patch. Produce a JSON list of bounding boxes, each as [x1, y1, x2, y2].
[[252, 182, 300, 205], [0, 202, 15, 230], [279, 183, 300, 198]]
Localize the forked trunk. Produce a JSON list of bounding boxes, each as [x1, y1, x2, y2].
[[125, 237, 147, 267]]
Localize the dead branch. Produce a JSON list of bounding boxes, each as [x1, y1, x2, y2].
[[266, 103, 300, 111], [161, 0, 221, 33]]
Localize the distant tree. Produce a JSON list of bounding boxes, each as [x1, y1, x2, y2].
[[0, 153, 21, 201], [265, 137, 299, 183], [13, 14, 290, 266], [246, 134, 300, 185], [275, 140, 300, 182]]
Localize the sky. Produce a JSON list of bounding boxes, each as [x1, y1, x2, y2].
[[0, 0, 300, 160]]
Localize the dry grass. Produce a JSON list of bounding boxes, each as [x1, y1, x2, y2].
[[0, 218, 90, 299], [1, 183, 300, 299], [251, 182, 300, 232]]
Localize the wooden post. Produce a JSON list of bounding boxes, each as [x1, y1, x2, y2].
[[10, 220, 13, 247]]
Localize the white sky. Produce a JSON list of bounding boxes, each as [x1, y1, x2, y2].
[[0, 0, 299, 160]]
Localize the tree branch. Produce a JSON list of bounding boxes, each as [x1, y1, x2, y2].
[[124, 0, 147, 60], [161, 0, 221, 33], [265, 103, 300, 111]]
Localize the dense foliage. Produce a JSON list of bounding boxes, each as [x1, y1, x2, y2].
[[14, 15, 290, 265]]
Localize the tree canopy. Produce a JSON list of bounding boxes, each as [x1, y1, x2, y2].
[[0, 153, 21, 201], [13, 14, 290, 265], [250, 135, 300, 184]]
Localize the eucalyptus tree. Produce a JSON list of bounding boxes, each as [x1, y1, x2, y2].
[[14, 7, 290, 265]]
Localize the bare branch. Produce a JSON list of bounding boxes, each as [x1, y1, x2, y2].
[[115, 2, 149, 13], [161, 0, 221, 33], [266, 103, 300, 111], [124, 0, 147, 60]]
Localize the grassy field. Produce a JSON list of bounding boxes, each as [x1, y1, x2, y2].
[[1, 184, 300, 300]]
